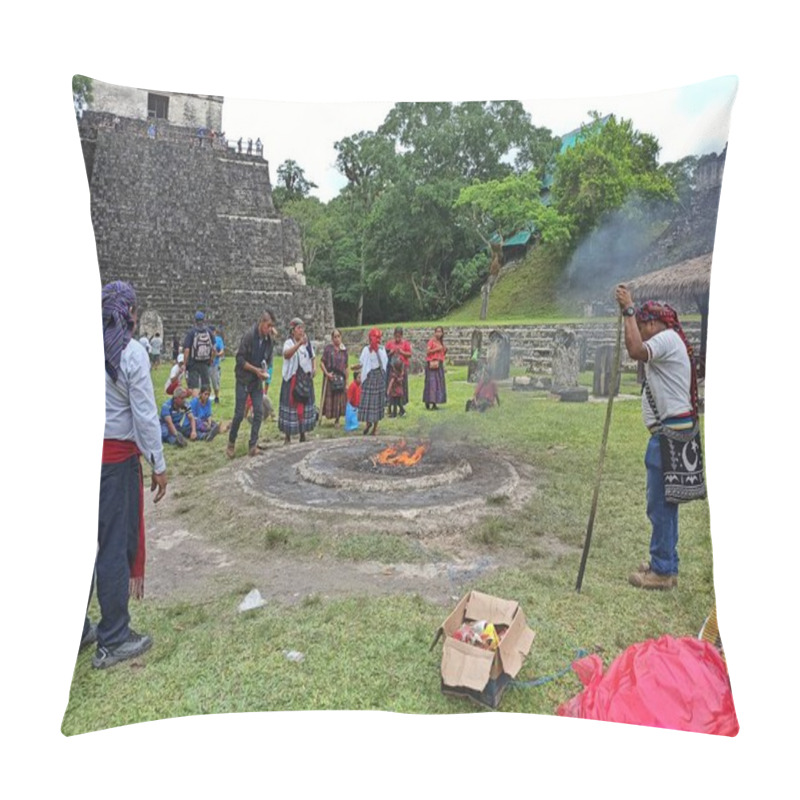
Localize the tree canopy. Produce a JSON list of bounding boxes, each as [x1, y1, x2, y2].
[[552, 113, 677, 239], [283, 104, 686, 325], [272, 160, 318, 212]]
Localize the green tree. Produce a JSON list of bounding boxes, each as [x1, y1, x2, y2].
[[72, 74, 93, 118], [329, 103, 561, 323], [378, 101, 557, 182], [659, 155, 699, 209], [453, 171, 573, 318], [455, 171, 572, 250], [552, 113, 677, 240], [362, 176, 483, 320], [333, 131, 398, 324], [281, 196, 331, 273], [273, 160, 318, 212], [302, 195, 364, 325]]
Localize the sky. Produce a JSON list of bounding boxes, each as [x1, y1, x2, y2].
[[220, 76, 738, 202], [5, 2, 797, 798]]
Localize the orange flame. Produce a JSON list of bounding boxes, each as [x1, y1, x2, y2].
[[371, 439, 429, 467]]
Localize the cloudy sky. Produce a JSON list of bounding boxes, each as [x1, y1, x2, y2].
[[220, 76, 737, 202]]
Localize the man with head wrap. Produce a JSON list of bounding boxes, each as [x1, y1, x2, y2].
[[616, 285, 698, 591], [84, 281, 167, 669]]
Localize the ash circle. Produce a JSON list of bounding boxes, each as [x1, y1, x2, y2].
[[232, 437, 528, 532]]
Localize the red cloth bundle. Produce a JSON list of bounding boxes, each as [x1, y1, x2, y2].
[[557, 635, 738, 736]]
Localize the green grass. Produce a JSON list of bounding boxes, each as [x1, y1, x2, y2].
[[444, 246, 564, 323], [62, 357, 716, 734]]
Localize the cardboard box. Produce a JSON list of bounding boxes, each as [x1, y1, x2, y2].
[[434, 590, 536, 709]]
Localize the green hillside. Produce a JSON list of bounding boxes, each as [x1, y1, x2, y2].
[[444, 245, 566, 324]]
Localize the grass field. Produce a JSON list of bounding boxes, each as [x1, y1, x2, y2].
[[62, 355, 715, 734]]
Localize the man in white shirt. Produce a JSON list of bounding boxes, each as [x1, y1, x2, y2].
[[150, 331, 163, 368], [616, 286, 698, 591], [84, 281, 168, 669]]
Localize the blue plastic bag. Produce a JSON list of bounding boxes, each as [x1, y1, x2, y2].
[[345, 402, 359, 431]]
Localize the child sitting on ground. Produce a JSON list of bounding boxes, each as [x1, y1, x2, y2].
[[466, 362, 500, 413], [164, 353, 186, 395], [190, 387, 221, 441]]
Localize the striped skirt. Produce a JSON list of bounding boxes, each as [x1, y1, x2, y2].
[[423, 365, 447, 404], [321, 375, 347, 420], [358, 369, 386, 423], [278, 377, 318, 435]]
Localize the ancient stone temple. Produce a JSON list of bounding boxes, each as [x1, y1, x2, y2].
[[77, 79, 334, 347]]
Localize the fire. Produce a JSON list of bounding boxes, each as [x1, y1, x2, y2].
[[371, 439, 429, 467]]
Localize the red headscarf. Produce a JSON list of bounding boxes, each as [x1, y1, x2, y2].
[[368, 327, 382, 352], [636, 301, 699, 418]]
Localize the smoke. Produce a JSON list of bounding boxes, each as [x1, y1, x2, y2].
[[562, 195, 675, 302]]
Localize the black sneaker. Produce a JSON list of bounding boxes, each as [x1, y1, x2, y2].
[[92, 631, 153, 669], [207, 422, 220, 442], [80, 622, 98, 651]]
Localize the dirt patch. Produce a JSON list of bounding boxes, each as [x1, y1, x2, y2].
[[143, 447, 570, 609]]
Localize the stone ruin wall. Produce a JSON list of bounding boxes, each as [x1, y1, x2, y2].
[[86, 82, 224, 131], [340, 320, 702, 376], [637, 148, 727, 274], [80, 111, 334, 349]]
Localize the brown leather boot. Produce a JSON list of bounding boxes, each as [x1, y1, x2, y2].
[[628, 568, 677, 590]]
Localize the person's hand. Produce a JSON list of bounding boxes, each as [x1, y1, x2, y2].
[[151, 471, 167, 503], [256, 368, 267, 381], [190, 430, 197, 441], [616, 284, 633, 310]]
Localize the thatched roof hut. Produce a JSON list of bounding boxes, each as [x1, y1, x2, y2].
[[626, 253, 711, 305], [625, 252, 713, 366]]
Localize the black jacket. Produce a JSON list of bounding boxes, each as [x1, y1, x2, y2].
[[235, 324, 274, 388]]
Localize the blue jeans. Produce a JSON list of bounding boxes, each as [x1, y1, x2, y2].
[[161, 419, 191, 444], [645, 434, 679, 575]]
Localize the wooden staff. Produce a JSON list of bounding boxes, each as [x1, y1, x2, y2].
[[575, 311, 623, 592]]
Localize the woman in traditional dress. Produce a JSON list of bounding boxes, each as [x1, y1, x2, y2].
[[278, 317, 317, 444], [423, 325, 448, 410], [384, 326, 412, 414], [319, 329, 348, 426], [358, 327, 388, 435]]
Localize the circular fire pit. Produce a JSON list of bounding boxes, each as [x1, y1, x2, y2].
[[228, 437, 533, 534], [298, 441, 473, 491]]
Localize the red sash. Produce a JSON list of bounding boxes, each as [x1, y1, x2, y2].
[[289, 373, 305, 423], [102, 439, 146, 599]]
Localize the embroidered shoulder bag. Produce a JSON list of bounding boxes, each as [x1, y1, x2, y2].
[[293, 369, 313, 403], [644, 381, 706, 504]]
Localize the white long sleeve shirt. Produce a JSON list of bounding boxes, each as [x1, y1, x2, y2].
[[282, 338, 314, 380], [104, 339, 167, 474], [359, 346, 388, 381]]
